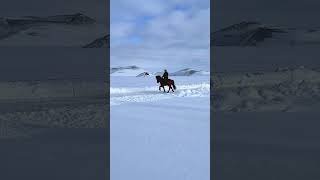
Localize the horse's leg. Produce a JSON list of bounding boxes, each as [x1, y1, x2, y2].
[[159, 86, 161, 91], [167, 85, 171, 93], [163, 86, 166, 92], [170, 81, 175, 92]]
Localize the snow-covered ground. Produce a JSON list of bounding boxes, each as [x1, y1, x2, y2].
[[110, 66, 149, 77], [213, 112, 320, 179], [0, 93, 108, 179], [110, 76, 210, 180], [211, 45, 320, 112], [111, 76, 209, 105], [211, 66, 320, 112], [0, 98, 107, 138]]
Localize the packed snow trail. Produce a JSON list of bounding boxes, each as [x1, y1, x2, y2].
[[110, 83, 210, 105]]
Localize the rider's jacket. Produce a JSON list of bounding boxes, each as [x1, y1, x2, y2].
[[162, 72, 169, 79]]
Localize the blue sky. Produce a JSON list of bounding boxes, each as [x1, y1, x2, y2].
[[111, 0, 210, 72]]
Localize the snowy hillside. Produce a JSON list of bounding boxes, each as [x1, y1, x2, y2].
[[110, 66, 210, 77], [136, 72, 150, 77], [212, 21, 320, 46], [0, 13, 106, 46], [171, 68, 210, 76], [110, 66, 149, 76], [83, 35, 109, 48]]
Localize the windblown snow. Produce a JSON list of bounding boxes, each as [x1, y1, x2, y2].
[[111, 83, 209, 105], [111, 76, 209, 105]]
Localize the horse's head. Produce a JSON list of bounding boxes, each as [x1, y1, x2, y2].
[[156, 75, 161, 83]]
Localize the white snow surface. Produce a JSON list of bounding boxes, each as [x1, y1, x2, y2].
[[111, 76, 210, 180], [212, 67, 320, 112], [111, 76, 209, 105]]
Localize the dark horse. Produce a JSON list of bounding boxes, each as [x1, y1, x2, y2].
[[156, 75, 176, 93]]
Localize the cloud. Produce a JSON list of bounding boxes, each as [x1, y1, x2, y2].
[[111, 0, 210, 71], [111, 22, 134, 37], [142, 8, 210, 48]]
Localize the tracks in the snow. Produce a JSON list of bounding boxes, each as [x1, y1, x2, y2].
[[110, 83, 210, 105]]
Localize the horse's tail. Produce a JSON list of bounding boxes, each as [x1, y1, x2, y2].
[[172, 80, 176, 90]]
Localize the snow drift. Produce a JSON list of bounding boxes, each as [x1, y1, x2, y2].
[[111, 83, 209, 105]]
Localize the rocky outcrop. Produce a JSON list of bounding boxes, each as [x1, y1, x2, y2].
[[83, 35, 109, 48]]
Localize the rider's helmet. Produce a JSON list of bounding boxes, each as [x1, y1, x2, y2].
[[164, 69, 167, 72]]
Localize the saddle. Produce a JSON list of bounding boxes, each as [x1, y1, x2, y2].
[[163, 77, 169, 85]]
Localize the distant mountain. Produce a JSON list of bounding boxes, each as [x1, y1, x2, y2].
[[110, 67, 209, 77], [9, 13, 95, 25], [136, 72, 150, 77], [83, 35, 109, 48], [111, 66, 150, 76], [0, 13, 103, 46], [171, 68, 210, 76], [211, 21, 320, 46]]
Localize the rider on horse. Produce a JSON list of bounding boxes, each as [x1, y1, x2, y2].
[[156, 70, 176, 93], [162, 69, 169, 85]]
